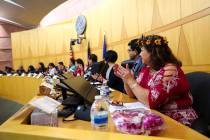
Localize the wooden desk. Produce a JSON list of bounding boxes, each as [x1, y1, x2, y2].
[[0, 77, 209, 140], [0, 76, 42, 104]]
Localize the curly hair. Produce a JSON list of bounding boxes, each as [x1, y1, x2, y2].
[[140, 35, 182, 71]]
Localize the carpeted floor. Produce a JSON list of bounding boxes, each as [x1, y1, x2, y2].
[[0, 97, 23, 125]]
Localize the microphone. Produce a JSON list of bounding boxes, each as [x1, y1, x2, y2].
[[84, 60, 108, 103], [74, 60, 108, 121]]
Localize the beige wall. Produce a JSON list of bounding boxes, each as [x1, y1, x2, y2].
[[11, 0, 210, 73], [0, 22, 24, 70]]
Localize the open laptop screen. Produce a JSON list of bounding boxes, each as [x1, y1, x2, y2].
[[62, 76, 99, 104]]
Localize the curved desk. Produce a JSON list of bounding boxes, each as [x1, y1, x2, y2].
[[0, 76, 209, 140], [0, 76, 42, 104]]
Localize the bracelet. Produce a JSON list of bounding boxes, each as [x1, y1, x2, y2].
[[130, 82, 138, 89]]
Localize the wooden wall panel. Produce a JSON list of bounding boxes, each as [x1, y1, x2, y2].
[[0, 50, 12, 61], [181, 0, 210, 17], [11, 34, 21, 59], [29, 29, 39, 57], [0, 61, 12, 70], [137, 0, 153, 33], [13, 60, 22, 70], [182, 15, 210, 65], [22, 58, 39, 70], [0, 38, 11, 49], [0, 25, 9, 37], [112, 44, 126, 64], [11, 0, 210, 73], [157, 0, 180, 26], [122, 0, 139, 38], [158, 26, 181, 56], [0, 23, 24, 70]]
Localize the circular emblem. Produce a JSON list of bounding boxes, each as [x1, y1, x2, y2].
[[75, 15, 87, 35]]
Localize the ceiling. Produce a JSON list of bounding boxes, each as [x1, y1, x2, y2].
[[0, 0, 66, 28]]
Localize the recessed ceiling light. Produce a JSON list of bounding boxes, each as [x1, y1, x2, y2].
[[3, 0, 24, 8]]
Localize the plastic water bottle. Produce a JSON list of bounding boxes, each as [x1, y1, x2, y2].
[[100, 82, 110, 103], [91, 95, 108, 130]]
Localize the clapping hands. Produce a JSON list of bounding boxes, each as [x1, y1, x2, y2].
[[113, 64, 134, 83]]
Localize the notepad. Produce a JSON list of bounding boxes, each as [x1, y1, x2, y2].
[[109, 102, 150, 113], [29, 96, 61, 114]]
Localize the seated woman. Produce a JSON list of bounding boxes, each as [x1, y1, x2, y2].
[[36, 62, 46, 74], [68, 58, 76, 72], [48, 63, 57, 76], [27, 65, 36, 74], [115, 35, 197, 126], [74, 58, 85, 76]]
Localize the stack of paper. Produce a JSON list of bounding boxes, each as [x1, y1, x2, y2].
[[29, 96, 61, 114], [109, 102, 150, 113]]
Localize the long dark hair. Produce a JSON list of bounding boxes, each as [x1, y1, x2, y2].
[[39, 62, 45, 71], [76, 58, 84, 68], [140, 35, 181, 71]]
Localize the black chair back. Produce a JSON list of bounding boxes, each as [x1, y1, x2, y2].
[[186, 72, 210, 137], [186, 72, 210, 124]]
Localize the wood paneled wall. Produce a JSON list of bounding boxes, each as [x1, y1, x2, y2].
[[0, 22, 24, 70], [11, 0, 210, 73]]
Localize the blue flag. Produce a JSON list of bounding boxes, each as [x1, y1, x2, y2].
[[102, 34, 107, 59]]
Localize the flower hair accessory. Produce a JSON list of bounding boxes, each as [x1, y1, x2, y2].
[[138, 35, 168, 46]]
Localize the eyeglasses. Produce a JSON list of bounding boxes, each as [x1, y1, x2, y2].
[[128, 49, 134, 52]]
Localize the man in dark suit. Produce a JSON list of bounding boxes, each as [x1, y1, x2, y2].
[[84, 54, 98, 80], [92, 50, 124, 93]]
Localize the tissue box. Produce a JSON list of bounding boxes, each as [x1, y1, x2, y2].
[[31, 108, 58, 127]]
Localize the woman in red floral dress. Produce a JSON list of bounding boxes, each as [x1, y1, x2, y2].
[[115, 35, 197, 126]]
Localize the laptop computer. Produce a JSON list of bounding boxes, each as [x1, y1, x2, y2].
[[61, 76, 99, 104]]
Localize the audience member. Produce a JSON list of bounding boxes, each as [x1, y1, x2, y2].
[[27, 65, 36, 73], [68, 58, 76, 73], [74, 58, 84, 76], [57, 61, 66, 74], [48, 63, 57, 75], [36, 62, 46, 74], [127, 38, 143, 79], [16, 66, 26, 75], [84, 54, 98, 79], [92, 50, 124, 93]]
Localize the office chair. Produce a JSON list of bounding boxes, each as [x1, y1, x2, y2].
[[186, 72, 210, 137]]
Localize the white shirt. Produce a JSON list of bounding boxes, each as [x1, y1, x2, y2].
[[49, 68, 56, 75]]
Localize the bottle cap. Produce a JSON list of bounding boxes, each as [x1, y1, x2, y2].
[[95, 95, 102, 100]]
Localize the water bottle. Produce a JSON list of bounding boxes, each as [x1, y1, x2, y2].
[[100, 82, 110, 103], [91, 95, 108, 130]]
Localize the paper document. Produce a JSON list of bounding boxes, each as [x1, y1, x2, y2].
[[90, 81, 101, 85], [29, 96, 61, 114], [109, 102, 150, 113]]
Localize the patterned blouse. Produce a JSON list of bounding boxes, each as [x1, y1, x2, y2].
[[136, 66, 198, 126]]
